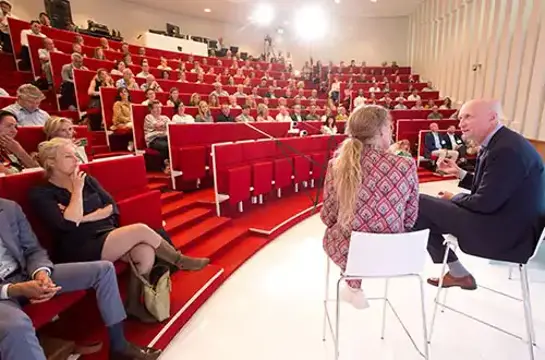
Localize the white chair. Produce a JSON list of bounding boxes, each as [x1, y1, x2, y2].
[[428, 226, 545, 360], [322, 229, 430, 360]]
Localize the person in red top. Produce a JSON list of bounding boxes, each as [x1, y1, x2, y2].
[[321, 105, 419, 309]]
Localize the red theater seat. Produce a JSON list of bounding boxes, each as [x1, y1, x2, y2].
[[214, 142, 251, 206], [88, 155, 148, 200]]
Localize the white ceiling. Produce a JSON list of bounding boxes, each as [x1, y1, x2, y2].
[[123, 0, 424, 26]]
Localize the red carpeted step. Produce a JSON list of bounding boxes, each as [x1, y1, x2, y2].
[[92, 151, 132, 160], [185, 226, 248, 260], [164, 207, 213, 234], [147, 182, 167, 192], [172, 216, 232, 251], [92, 145, 110, 155], [0, 52, 16, 71], [160, 191, 184, 206], [214, 235, 269, 276]]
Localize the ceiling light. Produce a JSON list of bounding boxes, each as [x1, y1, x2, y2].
[[334, 0, 341, 3], [277, 27, 284, 34], [294, 4, 328, 41], [251, 4, 275, 26], [204, 8, 211, 12]]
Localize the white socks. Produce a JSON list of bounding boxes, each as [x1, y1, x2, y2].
[[340, 284, 370, 310]]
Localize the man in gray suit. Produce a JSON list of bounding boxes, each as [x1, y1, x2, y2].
[[0, 198, 161, 360]]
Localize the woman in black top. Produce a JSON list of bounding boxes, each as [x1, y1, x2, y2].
[[30, 138, 209, 322]]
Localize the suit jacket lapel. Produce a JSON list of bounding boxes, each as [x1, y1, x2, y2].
[[0, 207, 24, 268], [471, 127, 507, 193]]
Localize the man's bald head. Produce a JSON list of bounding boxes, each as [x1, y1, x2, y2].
[[458, 99, 502, 144]]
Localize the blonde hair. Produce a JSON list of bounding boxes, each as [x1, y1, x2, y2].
[[43, 116, 72, 140], [37, 137, 74, 178], [332, 105, 390, 228]]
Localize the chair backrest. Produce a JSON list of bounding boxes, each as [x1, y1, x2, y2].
[[528, 218, 545, 262], [345, 229, 430, 277]]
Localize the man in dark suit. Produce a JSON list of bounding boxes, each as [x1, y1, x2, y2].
[[442, 125, 467, 159], [215, 103, 235, 122], [424, 122, 459, 164], [414, 99, 545, 289], [0, 198, 160, 360]]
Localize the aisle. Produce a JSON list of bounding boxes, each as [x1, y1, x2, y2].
[[160, 180, 545, 360]]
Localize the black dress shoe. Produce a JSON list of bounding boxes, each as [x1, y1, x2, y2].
[[109, 342, 162, 360]]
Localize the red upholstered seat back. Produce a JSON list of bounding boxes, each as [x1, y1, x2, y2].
[[131, 104, 175, 152], [73, 69, 98, 111]]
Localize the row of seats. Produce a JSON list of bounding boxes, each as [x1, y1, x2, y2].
[[0, 155, 162, 329], [396, 119, 459, 150], [390, 109, 456, 121], [213, 135, 345, 212], [0, 95, 79, 119], [332, 74, 419, 82], [8, 18, 287, 71], [15, 124, 92, 156], [321, 65, 411, 75]]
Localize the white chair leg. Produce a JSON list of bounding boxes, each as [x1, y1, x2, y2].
[[381, 279, 389, 340], [428, 246, 451, 343], [419, 276, 430, 360], [251, 196, 256, 204], [277, 188, 282, 198], [508, 265, 514, 280], [310, 179, 315, 188], [322, 259, 331, 341], [295, 183, 299, 193], [520, 265, 537, 360], [335, 278, 342, 360], [237, 202, 243, 213], [258, 194, 263, 204]]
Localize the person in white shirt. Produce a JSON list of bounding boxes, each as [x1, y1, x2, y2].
[[396, 92, 407, 102], [228, 95, 241, 109], [251, 87, 262, 99], [157, 57, 172, 71], [394, 99, 408, 110], [209, 82, 229, 98], [412, 99, 424, 110], [369, 85, 381, 93], [407, 89, 421, 101], [20, 20, 45, 70], [233, 84, 246, 98], [136, 63, 151, 79], [275, 106, 291, 122], [172, 103, 195, 123], [141, 89, 160, 106], [329, 77, 341, 102], [294, 88, 306, 100], [235, 104, 255, 122], [423, 81, 434, 91], [191, 62, 204, 74], [353, 89, 366, 108]]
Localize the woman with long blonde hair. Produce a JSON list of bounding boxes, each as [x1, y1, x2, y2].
[[321, 105, 419, 309]]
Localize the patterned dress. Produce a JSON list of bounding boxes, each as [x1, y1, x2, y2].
[[321, 147, 419, 288]]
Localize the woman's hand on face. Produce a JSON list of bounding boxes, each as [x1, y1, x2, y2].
[[71, 170, 86, 192]]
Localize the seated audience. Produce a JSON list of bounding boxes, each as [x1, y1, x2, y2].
[[177, 71, 187, 83], [43, 116, 88, 163], [93, 46, 106, 60], [329, 77, 341, 103], [60, 53, 88, 110], [264, 85, 276, 98], [142, 89, 159, 106], [71, 43, 85, 58], [157, 57, 172, 71], [208, 93, 219, 108], [412, 99, 424, 110], [0, 194, 162, 359], [291, 105, 304, 122], [424, 122, 459, 165], [255, 104, 273, 122], [305, 105, 320, 120], [116, 69, 139, 90], [295, 88, 306, 100], [236, 104, 255, 123], [110, 60, 126, 76], [216, 104, 235, 122], [423, 81, 434, 91], [383, 98, 394, 110], [144, 101, 172, 173], [3, 84, 49, 126], [210, 83, 229, 98], [353, 89, 366, 108], [196, 101, 213, 123], [408, 89, 421, 101], [87, 68, 112, 130], [99, 37, 110, 51], [369, 84, 381, 93], [251, 87, 262, 99], [395, 92, 406, 102], [189, 93, 201, 106], [167, 88, 181, 107], [440, 97, 453, 109], [161, 70, 170, 80], [136, 63, 151, 78], [39, 11, 51, 26], [111, 87, 132, 131], [244, 96, 257, 109], [228, 95, 241, 109], [38, 38, 58, 85], [0, 110, 39, 174], [322, 105, 418, 309], [336, 106, 349, 121], [140, 74, 162, 92], [321, 107, 334, 122], [172, 103, 195, 124], [191, 62, 203, 74], [389, 139, 412, 157], [31, 138, 208, 323], [321, 116, 338, 135], [276, 106, 291, 122], [443, 125, 466, 162], [394, 99, 408, 110], [414, 100, 545, 290], [122, 53, 133, 66], [425, 99, 436, 109], [19, 20, 45, 70], [428, 106, 443, 119]]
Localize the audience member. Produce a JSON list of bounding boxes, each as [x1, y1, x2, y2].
[[87, 68, 112, 130], [389, 139, 412, 157], [255, 104, 273, 122], [116, 69, 139, 90], [0, 194, 162, 359], [424, 122, 459, 165], [216, 103, 235, 122], [408, 89, 421, 101], [228, 95, 241, 109], [291, 105, 304, 122], [208, 93, 219, 108], [414, 99, 545, 290], [142, 89, 160, 106], [196, 101, 213, 123], [60, 53, 88, 110], [442, 125, 466, 162], [93, 46, 106, 60], [210, 82, 229, 98], [412, 99, 424, 110], [189, 93, 201, 106], [423, 81, 434, 91], [440, 97, 453, 109], [172, 103, 195, 124], [167, 88, 181, 107], [321, 105, 418, 309], [336, 106, 349, 121], [43, 116, 88, 163], [99, 37, 110, 51], [305, 105, 320, 120], [428, 105, 443, 119], [321, 116, 338, 135], [425, 99, 435, 109], [38, 11, 51, 26], [110, 60, 126, 76], [0, 110, 39, 174], [3, 84, 49, 126], [111, 87, 132, 132], [38, 38, 58, 85], [19, 20, 45, 70], [144, 101, 172, 173], [276, 106, 291, 122]]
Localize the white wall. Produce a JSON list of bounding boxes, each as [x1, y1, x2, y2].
[[409, 0, 545, 140], [14, 0, 409, 67]]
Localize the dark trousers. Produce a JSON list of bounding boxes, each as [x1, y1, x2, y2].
[[0, 32, 12, 53], [19, 46, 31, 71], [0, 261, 126, 360], [149, 136, 169, 162], [413, 194, 482, 263]]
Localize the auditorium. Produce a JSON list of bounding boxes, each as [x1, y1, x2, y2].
[[0, 0, 543, 359]]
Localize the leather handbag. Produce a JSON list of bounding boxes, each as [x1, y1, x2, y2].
[[128, 259, 172, 322]]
